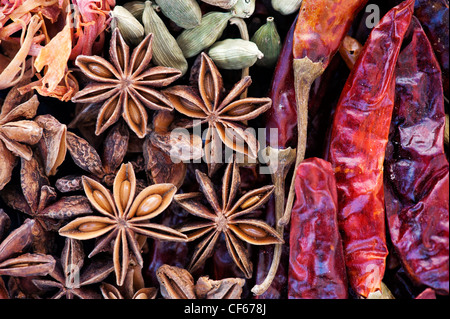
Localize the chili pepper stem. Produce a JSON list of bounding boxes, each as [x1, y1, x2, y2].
[[278, 57, 324, 227], [230, 17, 250, 99], [251, 147, 295, 295]]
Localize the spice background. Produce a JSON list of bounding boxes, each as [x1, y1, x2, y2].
[[0, 0, 448, 300]]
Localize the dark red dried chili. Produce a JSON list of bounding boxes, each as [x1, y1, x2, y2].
[[384, 17, 449, 296], [265, 16, 298, 150], [413, 0, 449, 99], [327, 0, 414, 298], [288, 157, 347, 299]]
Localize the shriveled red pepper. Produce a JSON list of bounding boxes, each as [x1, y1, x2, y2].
[[279, 0, 368, 227], [264, 16, 298, 150], [413, 0, 449, 99], [384, 17, 449, 295], [288, 158, 347, 299], [327, 0, 414, 298]]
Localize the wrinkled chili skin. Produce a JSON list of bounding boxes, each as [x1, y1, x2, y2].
[[292, 0, 368, 66], [288, 158, 347, 299], [327, 0, 414, 298], [413, 0, 449, 98], [265, 17, 297, 149], [384, 17, 449, 295]]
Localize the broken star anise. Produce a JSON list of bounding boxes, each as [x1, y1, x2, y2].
[[0, 82, 41, 190], [58, 162, 187, 286], [156, 264, 245, 299], [71, 28, 182, 138], [174, 158, 283, 278], [164, 52, 272, 176]]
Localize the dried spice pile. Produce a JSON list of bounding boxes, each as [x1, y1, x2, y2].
[[0, 0, 448, 300]]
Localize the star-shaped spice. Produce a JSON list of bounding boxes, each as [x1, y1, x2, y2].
[[59, 162, 187, 286], [32, 238, 114, 299], [164, 53, 272, 176], [0, 82, 41, 190], [0, 154, 93, 253], [174, 158, 283, 278], [71, 28, 182, 138], [0, 218, 56, 280]]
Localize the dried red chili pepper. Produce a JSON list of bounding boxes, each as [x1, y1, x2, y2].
[[413, 0, 449, 99], [264, 16, 297, 150], [288, 157, 347, 299], [327, 0, 414, 298], [280, 0, 368, 226], [384, 17, 449, 296]]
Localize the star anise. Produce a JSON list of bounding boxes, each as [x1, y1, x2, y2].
[[174, 158, 283, 278], [100, 261, 157, 299], [58, 162, 187, 286], [0, 82, 41, 190], [164, 53, 272, 176], [143, 110, 203, 188], [32, 238, 114, 299], [71, 28, 182, 138], [156, 264, 245, 299], [56, 122, 130, 192], [0, 218, 56, 282], [0, 154, 93, 253]]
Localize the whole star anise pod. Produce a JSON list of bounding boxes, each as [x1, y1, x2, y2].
[[174, 158, 283, 278], [0, 82, 41, 190], [71, 28, 182, 138], [59, 162, 187, 286], [164, 52, 272, 176]]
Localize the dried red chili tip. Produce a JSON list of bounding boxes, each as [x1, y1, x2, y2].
[[327, 0, 414, 298], [265, 16, 297, 150], [288, 158, 347, 299], [384, 17, 449, 296]]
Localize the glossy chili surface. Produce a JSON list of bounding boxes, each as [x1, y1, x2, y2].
[[288, 158, 347, 299], [384, 17, 449, 295]]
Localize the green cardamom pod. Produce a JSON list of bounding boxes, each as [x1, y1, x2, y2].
[[208, 38, 263, 70], [154, 0, 202, 29], [231, 0, 256, 18], [251, 17, 281, 68], [123, 1, 146, 21], [177, 11, 233, 58], [200, 0, 238, 9], [110, 5, 145, 46], [271, 0, 302, 15], [142, 1, 188, 75]]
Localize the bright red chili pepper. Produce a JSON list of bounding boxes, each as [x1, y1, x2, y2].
[[288, 157, 348, 299], [384, 17, 449, 296], [327, 0, 414, 298]]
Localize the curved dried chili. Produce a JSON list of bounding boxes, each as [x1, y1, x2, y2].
[[327, 0, 414, 298], [384, 17, 449, 295]]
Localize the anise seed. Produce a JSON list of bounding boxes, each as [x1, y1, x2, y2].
[[120, 180, 131, 209], [136, 194, 162, 216], [93, 190, 113, 212], [128, 100, 142, 125], [78, 221, 108, 232], [88, 63, 114, 78], [227, 104, 255, 117], [239, 224, 267, 239], [240, 195, 261, 209]]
